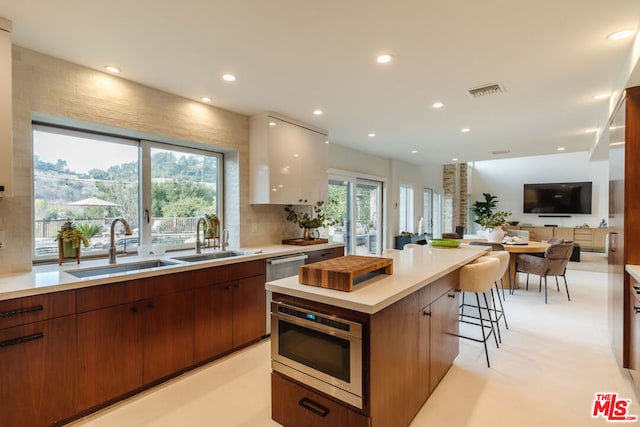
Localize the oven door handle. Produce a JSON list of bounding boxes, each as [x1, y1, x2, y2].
[[271, 312, 361, 340], [266, 254, 308, 265]]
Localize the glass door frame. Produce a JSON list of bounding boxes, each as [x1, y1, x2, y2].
[[328, 169, 385, 255]]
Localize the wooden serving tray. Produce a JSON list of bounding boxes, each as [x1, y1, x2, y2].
[[282, 238, 329, 246], [299, 255, 393, 292]]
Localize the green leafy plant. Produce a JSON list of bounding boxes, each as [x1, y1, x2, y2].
[[75, 223, 104, 240], [285, 201, 337, 229], [203, 212, 219, 236], [55, 220, 90, 249], [472, 193, 511, 228]]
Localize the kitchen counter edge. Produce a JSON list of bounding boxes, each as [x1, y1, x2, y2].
[[0, 243, 345, 301]]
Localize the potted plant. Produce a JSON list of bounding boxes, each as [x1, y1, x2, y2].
[[285, 201, 337, 240], [203, 212, 219, 238], [472, 193, 511, 243], [55, 220, 90, 257]]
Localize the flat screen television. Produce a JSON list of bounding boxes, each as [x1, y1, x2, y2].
[[523, 182, 592, 214]]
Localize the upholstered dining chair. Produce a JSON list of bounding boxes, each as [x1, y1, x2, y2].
[[442, 232, 461, 239], [515, 242, 574, 304]]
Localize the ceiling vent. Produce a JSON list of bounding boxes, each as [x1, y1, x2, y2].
[[467, 83, 505, 98], [490, 149, 511, 155]]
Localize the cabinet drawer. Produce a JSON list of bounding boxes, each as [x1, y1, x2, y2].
[[428, 270, 459, 302], [229, 259, 265, 279], [271, 373, 369, 427], [77, 281, 144, 313], [0, 291, 75, 329], [306, 247, 345, 264]]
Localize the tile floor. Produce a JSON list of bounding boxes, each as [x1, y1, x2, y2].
[[70, 267, 639, 427]]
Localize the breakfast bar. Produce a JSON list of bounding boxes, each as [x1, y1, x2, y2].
[[266, 244, 488, 427]]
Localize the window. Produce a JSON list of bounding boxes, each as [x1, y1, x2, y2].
[[399, 184, 414, 233], [423, 188, 433, 235], [33, 125, 222, 261]]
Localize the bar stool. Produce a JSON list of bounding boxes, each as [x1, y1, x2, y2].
[[485, 251, 510, 342], [458, 256, 501, 367]]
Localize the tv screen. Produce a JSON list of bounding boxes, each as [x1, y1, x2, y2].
[[523, 182, 592, 214]]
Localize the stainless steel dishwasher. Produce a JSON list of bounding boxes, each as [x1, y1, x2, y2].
[[265, 253, 308, 335]]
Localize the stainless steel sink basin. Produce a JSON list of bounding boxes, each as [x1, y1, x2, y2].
[[67, 259, 183, 278], [170, 251, 245, 263]]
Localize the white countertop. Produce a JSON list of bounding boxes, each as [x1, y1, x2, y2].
[[627, 265, 640, 282], [0, 243, 344, 301], [266, 244, 488, 314]]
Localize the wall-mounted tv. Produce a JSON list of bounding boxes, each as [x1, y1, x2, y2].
[[523, 182, 592, 214]]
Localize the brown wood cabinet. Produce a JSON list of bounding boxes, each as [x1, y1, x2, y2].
[[0, 291, 77, 427], [514, 225, 608, 250], [0, 315, 77, 427], [305, 246, 345, 264], [428, 288, 460, 393], [628, 282, 640, 387], [194, 261, 266, 363], [609, 86, 640, 371]]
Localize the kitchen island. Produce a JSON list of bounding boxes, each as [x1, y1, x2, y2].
[[266, 244, 488, 427]]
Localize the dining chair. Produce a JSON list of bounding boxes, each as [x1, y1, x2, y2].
[[515, 242, 574, 304]]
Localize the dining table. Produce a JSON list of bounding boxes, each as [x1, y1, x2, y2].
[[462, 239, 550, 290]]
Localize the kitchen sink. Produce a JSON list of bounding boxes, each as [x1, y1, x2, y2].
[[67, 259, 184, 278], [170, 251, 245, 263]]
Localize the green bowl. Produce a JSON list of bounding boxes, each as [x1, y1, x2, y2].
[[429, 238, 461, 248]]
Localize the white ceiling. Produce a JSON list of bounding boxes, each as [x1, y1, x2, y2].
[[1, 0, 639, 165]]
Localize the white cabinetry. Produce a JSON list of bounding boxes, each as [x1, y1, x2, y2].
[[0, 18, 12, 197], [250, 113, 328, 205]]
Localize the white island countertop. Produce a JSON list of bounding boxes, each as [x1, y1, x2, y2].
[[0, 243, 344, 301], [627, 265, 640, 283], [266, 244, 488, 314]]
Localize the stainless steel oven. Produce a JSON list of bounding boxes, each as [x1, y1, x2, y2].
[[271, 301, 364, 409]]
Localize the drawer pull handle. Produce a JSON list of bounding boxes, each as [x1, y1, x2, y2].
[[448, 293, 455, 299], [0, 332, 44, 348], [0, 305, 44, 319], [298, 397, 329, 417], [635, 306, 640, 315], [423, 311, 432, 317], [634, 286, 640, 295]]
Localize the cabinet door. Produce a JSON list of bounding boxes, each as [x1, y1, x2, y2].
[[535, 227, 554, 241], [629, 286, 640, 387], [268, 117, 304, 204], [592, 228, 608, 250], [554, 227, 574, 242], [417, 305, 431, 403], [300, 127, 328, 204], [429, 290, 459, 393], [0, 316, 76, 427], [143, 290, 195, 384], [232, 275, 266, 347], [194, 283, 233, 362], [77, 303, 143, 411]]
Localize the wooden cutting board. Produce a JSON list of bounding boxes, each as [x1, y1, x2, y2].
[[298, 255, 393, 292]]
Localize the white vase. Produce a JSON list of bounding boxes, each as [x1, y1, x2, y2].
[[485, 226, 505, 243]]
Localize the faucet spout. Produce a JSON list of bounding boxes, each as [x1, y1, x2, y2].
[[196, 216, 213, 254], [109, 218, 132, 264]]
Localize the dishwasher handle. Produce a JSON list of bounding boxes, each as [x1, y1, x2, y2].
[[267, 254, 308, 265]]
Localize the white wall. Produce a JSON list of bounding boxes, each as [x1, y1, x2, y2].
[[469, 152, 608, 234], [328, 144, 444, 248]]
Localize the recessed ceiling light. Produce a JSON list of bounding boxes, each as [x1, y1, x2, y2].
[[376, 54, 392, 64], [105, 66, 120, 73], [324, 140, 329, 144], [432, 102, 444, 109], [593, 93, 610, 100], [452, 157, 459, 162], [557, 147, 566, 151], [313, 109, 323, 116], [200, 97, 212, 103], [368, 133, 376, 137], [607, 29, 636, 41], [461, 128, 470, 133], [269, 121, 276, 126], [222, 73, 236, 82], [411, 150, 418, 154]]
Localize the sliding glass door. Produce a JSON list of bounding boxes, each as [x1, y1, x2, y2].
[[326, 174, 383, 255]]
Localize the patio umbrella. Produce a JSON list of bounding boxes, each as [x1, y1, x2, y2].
[[67, 197, 120, 207]]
